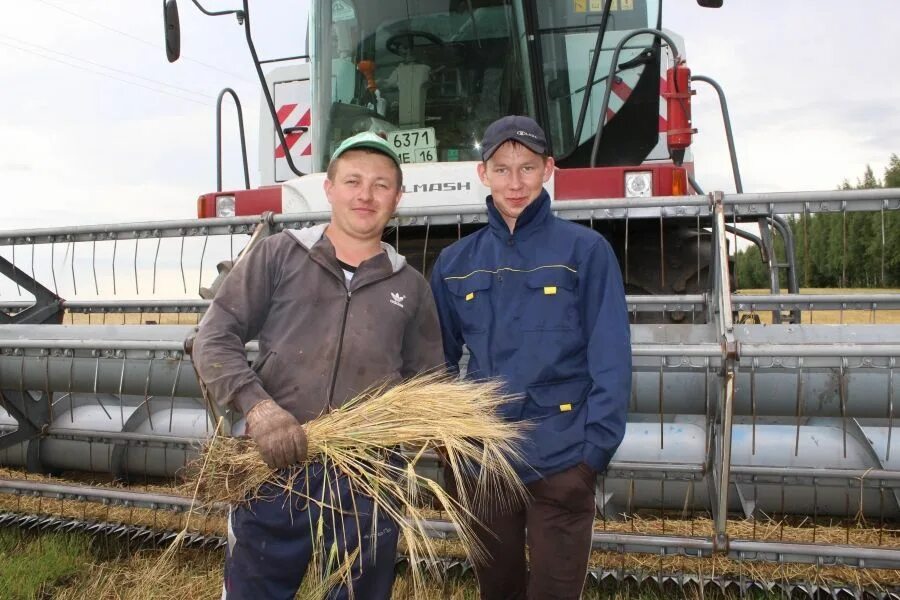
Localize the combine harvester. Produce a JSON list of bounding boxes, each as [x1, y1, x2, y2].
[[2, 0, 900, 596]]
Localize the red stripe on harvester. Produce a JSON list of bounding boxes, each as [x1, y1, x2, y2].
[[275, 109, 311, 159], [301, 144, 312, 156], [659, 115, 668, 132], [275, 104, 297, 125], [610, 77, 633, 101]]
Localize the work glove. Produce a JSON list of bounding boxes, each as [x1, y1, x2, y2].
[[245, 399, 309, 469]]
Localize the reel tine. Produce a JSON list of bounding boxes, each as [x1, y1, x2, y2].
[[887, 359, 895, 461], [169, 354, 183, 433], [142, 357, 155, 430], [51, 241, 59, 297], [92, 239, 100, 296], [840, 358, 848, 459], [69, 241, 77, 296], [30, 238, 37, 298], [112, 237, 118, 297], [117, 355, 126, 429], [658, 357, 665, 450], [751, 358, 757, 456], [133, 238, 140, 296], [180, 236, 187, 294], [794, 358, 804, 457], [68, 351, 75, 424], [13, 243, 22, 295], [198, 234, 208, 296]]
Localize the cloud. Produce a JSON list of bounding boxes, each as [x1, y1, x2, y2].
[[0, 162, 31, 173], [664, 2, 900, 195]]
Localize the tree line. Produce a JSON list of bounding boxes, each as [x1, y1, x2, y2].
[[734, 154, 900, 289]]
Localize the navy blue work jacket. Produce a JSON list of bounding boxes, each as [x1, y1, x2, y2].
[[430, 190, 631, 483]]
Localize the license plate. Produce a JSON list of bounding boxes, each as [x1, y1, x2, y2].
[[388, 128, 437, 164]]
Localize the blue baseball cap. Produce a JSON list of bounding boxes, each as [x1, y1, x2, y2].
[[480, 115, 548, 161]]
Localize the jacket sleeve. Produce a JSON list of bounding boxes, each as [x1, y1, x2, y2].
[[580, 238, 632, 473], [400, 274, 446, 378], [428, 254, 465, 375], [191, 235, 280, 416]]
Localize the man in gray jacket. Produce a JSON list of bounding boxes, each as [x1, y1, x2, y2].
[[192, 132, 444, 600]]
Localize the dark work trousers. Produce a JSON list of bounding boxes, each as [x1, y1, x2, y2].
[[223, 461, 399, 600], [450, 463, 597, 600]]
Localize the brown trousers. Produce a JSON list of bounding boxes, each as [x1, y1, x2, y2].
[[449, 463, 597, 600]]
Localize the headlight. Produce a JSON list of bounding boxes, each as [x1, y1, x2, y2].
[[216, 195, 236, 218], [624, 171, 653, 198]]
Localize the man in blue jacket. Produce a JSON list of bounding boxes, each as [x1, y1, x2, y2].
[[430, 116, 632, 599]]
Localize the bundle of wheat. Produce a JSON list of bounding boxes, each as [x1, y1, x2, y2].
[[186, 372, 529, 598]]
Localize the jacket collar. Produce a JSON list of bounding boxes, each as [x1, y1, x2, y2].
[[487, 189, 551, 239], [287, 224, 407, 274]]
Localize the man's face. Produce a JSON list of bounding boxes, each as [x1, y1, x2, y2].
[[324, 150, 402, 241], [477, 141, 554, 231]]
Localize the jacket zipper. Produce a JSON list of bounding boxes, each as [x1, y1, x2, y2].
[[316, 249, 396, 410], [326, 288, 352, 409]]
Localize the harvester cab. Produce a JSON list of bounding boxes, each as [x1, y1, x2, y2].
[[172, 0, 711, 303]]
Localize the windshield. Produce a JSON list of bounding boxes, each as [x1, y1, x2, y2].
[[534, 0, 662, 161], [310, 0, 533, 171], [309, 0, 662, 171]]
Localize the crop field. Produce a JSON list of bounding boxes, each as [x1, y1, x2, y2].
[[734, 288, 900, 324], [63, 312, 201, 325]]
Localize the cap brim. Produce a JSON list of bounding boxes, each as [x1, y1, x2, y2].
[[482, 137, 546, 161]]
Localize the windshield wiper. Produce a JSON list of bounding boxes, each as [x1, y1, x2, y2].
[[553, 48, 654, 100]]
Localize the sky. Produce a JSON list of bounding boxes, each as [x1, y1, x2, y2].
[[0, 1, 898, 298]]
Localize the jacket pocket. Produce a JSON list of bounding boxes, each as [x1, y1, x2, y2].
[[445, 272, 493, 334], [521, 269, 580, 331], [524, 377, 591, 427]]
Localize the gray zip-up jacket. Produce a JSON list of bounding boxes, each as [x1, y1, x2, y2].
[[192, 224, 444, 424]]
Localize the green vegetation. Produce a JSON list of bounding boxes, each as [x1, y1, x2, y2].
[[735, 154, 900, 289], [0, 528, 92, 600]]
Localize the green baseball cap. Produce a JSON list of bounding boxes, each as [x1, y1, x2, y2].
[[330, 131, 402, 167]]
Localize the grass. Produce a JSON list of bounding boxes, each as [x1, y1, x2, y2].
[[0, 528, 92, 600]]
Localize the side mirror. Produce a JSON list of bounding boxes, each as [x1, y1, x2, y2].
[[164, 0, 181, 63], [696, 0, 723, 6]]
